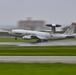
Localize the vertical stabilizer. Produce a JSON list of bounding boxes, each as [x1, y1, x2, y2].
[[63, 23, 76, 35]]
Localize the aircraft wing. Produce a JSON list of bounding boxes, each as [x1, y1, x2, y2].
[[36, 35, 47, 40], [23, 35, 48, 40]]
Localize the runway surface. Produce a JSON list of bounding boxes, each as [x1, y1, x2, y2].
[[0, 40, 76, 63], [0, 56, 76, 63], [0, 39, 76, 46]]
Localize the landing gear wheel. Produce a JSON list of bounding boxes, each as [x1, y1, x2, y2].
[[43, 39, 48, 42], [15, 37, 17, 40], [37, 39, 41, 43], [36, 39, 48, 43]]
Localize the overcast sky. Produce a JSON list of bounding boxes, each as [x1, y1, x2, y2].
[[0, 0, 76, 25]]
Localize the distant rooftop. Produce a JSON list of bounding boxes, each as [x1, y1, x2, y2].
[[18, 17, 45, 22]]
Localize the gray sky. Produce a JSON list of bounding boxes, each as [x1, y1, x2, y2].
[[0, 0, 76, 25]]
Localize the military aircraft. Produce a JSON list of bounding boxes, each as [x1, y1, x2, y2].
[[9, 23, 76, 42]]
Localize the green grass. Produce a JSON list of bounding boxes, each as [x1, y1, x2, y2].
[[0, 36, 76, 42], [0, 46, 76, 56], [0, 63, 76, 75], [0, 37, 36, 42], [0, 37, 76, 56]]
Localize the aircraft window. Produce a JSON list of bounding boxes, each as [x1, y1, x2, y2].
[[24, 32, 36, 36]]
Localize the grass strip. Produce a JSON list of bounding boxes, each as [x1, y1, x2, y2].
[[0, 37, 76, 42], [0, 63, 76, 75], [0, 37, 36, 42], [0, 46, 76, 56]]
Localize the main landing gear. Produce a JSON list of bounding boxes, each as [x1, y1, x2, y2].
[[36, 39, 48, 43]]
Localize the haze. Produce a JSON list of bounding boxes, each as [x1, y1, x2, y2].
[[0, 0, 76, 27]]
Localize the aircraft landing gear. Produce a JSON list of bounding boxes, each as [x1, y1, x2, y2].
[[37, 39, 41, 43], [36, 39, 48, 43], [15, 37, 17, 40]]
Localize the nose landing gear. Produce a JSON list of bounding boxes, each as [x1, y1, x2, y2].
[[15, 37, 17, 40]]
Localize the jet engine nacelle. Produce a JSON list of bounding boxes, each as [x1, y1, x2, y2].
[[22, 35, 31, 40]]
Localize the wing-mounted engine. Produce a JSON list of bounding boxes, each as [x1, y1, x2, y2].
[[22, 35, 31, 40]]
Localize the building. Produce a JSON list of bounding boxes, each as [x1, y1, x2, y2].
[[18, 18, 46, 31], [0, 29, 10, 36]]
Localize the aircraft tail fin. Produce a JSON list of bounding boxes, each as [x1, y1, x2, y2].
[[63, 23, 76, 35]]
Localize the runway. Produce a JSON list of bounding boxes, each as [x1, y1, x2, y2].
[[0, 40, 76, 63], [0, 56, 76, 63], [0, 39, 76, 46]]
